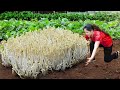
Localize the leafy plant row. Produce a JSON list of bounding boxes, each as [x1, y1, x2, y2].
[[0, 18, 120, 41], [0, 11, 120, 22]]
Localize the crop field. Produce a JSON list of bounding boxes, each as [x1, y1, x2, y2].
[[0, 11, 120, 79]]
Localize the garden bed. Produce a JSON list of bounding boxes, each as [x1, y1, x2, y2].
[[0, 40, 120, 79]]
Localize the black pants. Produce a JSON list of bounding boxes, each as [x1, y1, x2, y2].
[[90, 41, 117, 62]]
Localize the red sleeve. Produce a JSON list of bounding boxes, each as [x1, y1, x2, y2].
[[94, 31, 102, 42], [85, 35, 89, 41]]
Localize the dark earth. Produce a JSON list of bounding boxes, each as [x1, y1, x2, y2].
[[0, 40, 120, 79]]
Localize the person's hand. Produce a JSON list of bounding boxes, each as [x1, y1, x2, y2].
[[85, 57, 93, 66]]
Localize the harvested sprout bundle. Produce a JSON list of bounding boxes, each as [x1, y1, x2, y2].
[[0, 27, 89, 79]]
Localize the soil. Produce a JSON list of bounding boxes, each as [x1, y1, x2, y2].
[[0, 40, 120, 79]]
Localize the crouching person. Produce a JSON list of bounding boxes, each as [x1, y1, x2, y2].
[[83, 24, 119, 66]]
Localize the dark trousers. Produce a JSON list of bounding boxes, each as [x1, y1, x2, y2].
[[90, 41, 117, 62]]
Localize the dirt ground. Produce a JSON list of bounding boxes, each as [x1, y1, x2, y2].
[[0, 40, 120, 79]]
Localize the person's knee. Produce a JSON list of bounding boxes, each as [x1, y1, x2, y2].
[[104, 57, 111, 62], [104, 59, 111, 63]]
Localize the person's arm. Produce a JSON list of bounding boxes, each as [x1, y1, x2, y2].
[[90, 41, 100, 60], [85, 35, 89, 41], [85, 41, 100, 66], [84, 35, 91, 45]]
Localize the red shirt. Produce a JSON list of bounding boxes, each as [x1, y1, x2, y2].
[[85, 30, 113, 47]]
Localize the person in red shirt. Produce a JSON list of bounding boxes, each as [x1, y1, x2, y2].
[[83, 24, 119, 66]]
